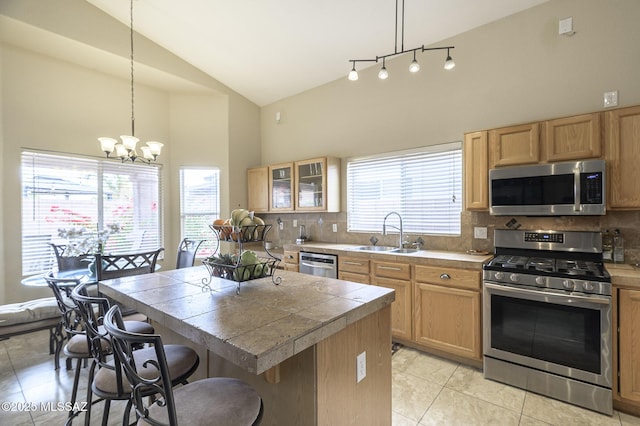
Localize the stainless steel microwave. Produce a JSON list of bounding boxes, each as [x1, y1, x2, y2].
[[489, 159, 606, 216]]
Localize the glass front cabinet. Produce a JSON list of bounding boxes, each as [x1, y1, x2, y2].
[[268, 163, 294, 211], [295, 157, 340, 212]]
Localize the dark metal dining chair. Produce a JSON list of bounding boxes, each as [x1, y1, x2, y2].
[[104, 305, 263, 426], [49, 242, 93, 272], [176, 238, 204, 269], [95, 248, 164, 281]]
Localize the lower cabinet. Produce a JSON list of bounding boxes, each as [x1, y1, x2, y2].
[[371, 261, 412, 341], [616, 288, 640, 406], [413, 265, 482, 361], [338, 256, 370, 284], [283, 249, 299, 272]]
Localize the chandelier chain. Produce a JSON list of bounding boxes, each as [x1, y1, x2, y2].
[[129, 0, 135, 136]]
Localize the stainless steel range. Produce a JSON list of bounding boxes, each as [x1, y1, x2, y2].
[[483, 229, 612, 415]]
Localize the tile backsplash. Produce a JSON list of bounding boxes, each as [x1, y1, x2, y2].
[[260, 210, 640, 265]]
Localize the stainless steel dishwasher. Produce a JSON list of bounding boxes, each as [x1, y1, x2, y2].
[[299, 252, 337, 279]]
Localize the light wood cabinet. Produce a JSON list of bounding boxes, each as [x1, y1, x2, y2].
[[294, 157, 340, 212], [413, 265, 482, 361], [372, 261, 411, 340], [489, 122, 540, 168], [283, 249, 299, 272], [247, 166, 269, 213], [338, 256, 370, 284], [542, 113, 602, 162], [268, 163, 294, 212], [617, 288, 640, 405], [463, 131, 489, 210], [605, 105, 640, 209]]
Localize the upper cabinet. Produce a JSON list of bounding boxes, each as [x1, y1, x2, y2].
[[542, 113, 602, 162], [605, 105, 640, 209], [294, 157, 340, 212], [463, 131, 489, 210], [247, 166, 269, 213], [248, 156, 340, 213], [489, 123, 540, 168], [268, 162, 294, 212]]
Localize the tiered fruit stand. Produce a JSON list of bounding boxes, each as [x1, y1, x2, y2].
[[202, 223, 281, 293]]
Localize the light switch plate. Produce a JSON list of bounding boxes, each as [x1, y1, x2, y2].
[[293, 219, 298, 227], [474, 226, 488, 239], [559, 17, 573, 35], [332, 224, 338, 233], [604, 91, 618, 108]]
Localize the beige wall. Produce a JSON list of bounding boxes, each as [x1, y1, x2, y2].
[[0, 0, 261, 304], [261, 0, 640, 165], [257, 0, 640, 258]]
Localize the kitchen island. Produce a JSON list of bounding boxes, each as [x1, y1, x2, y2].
[[98, 266, 395, 426]]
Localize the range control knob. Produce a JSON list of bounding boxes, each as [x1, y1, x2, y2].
[[562, 280, 575, 290], [509, 273, 520, 282], [494, 272, 504, 280], [582, 281, 595, 292], [535, 276, 546, 285]]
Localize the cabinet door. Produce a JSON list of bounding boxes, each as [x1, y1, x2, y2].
[[619, 288, 640, 402], [489, 123, 540, 167], [542, 113, 602, 162], [463, 131, 489, 210], [606, 105, 640, 209], [247, 166, 269, 213], [295, 158, 326, 211], [372, 276, 412, 340], [269, 163, 294, 211], [414, 282, 481, 360], [339, 256, 370, 275]]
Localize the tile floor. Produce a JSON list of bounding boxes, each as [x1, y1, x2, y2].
[[2, 330, 640, 425]]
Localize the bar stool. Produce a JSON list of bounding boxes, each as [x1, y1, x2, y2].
[[104, 305, 263, 425], [74, 284, 201, 425]]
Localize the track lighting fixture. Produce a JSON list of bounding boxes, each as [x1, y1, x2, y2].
[[348, 0, 456, 81]]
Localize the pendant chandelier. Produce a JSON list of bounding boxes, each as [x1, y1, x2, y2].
[[347, 0, 456, 81], [98, 0, 163, 163]]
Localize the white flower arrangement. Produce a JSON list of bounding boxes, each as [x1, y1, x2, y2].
[[57, 224, 121, 256]]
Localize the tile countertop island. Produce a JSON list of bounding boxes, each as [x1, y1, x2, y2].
[[98, 266, 395, 426]]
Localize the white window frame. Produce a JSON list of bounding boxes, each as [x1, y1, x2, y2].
[[346, 142, 462, 236], [21, 150, 163, 276], [179, 167, 220, 257]]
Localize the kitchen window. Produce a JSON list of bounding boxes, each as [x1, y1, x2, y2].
[[21, 150, 162, 276], [347, 142, 462, 235], [179, 167, 220, 257]]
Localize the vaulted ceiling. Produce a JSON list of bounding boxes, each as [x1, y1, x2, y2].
[[87, 0, 548, 106]]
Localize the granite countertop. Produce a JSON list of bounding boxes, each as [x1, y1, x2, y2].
[[281, 242, 493, 269], [606, 263, 640, 288], [98, 266, 394, 375]]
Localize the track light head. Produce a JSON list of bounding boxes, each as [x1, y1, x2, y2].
[[378, 59, 389, 80], [409, 51, 420, 73], [444, 48, 455, 70], [348, 62, 359, 81]]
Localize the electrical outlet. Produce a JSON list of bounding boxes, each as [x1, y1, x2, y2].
[[474, 226, 488, 239], [293, 219, 298, 227], [604, 91, 618, 108], [356, 352, 366, 383], [279, 222, 284, 230], [332, 224, 338, 233]]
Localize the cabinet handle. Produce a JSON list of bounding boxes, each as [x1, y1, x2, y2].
[[440, 273, 451, 280], [287, 255, 294, 259], [344, 261, 363, 266], [379, 266, 402, 271]]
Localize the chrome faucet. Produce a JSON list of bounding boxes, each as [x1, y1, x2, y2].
[[382, 212, 403, 250]]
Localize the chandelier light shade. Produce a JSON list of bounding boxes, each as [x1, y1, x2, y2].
[[348, 0, 456, 80], [99, 0, 163, 164]]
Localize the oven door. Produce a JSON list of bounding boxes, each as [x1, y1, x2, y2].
[[483, 281, 612, 388]]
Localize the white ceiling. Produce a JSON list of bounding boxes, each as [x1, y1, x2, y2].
[[86, 0, 548, 106]]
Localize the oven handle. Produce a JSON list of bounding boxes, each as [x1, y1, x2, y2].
[[484, 282, 611, 306], [300, 262, 334, 270]]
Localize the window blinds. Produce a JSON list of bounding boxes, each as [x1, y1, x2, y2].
[[21, 150, 162, 275], [179, 168, 220, 257], [347, 142, 462, 235]]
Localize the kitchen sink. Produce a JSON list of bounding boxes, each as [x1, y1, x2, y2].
[[350, 245, 396, 252], [390, 248, 420, 254]]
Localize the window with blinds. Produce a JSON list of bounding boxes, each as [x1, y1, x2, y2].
[[179, 168, 220, 257], [347, 142, 462, 235], [21, 150, 163, 276]]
